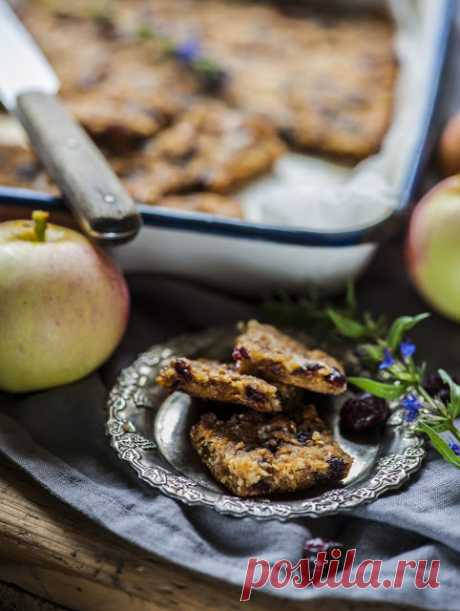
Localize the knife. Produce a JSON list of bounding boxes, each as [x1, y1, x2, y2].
[[0, 1, 142, 245]]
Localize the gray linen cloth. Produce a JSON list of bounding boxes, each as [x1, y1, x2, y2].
[[1, 10, 460, 609]]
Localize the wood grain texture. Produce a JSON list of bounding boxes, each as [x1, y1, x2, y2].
[[16, 91, 141, 244], [0, 459, 417, 611], [0, 581, 68, 611]]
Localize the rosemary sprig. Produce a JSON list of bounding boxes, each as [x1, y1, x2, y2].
[[262, 283, 460, 468]]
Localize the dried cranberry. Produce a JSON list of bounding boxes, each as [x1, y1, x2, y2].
[[340, 393, 389, 433], [232, 346, 249, 361], [423, 372, 458, 404], [325, 369, 346, 388], [251, 479, 272, 495], [326, 457, 346, 480], [174, 359, 193, 383], [246, 386, 265, 403], [294, 362, 323, 375]]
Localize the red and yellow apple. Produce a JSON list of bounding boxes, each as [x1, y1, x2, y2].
[[0, 211, 129, 393], [407, 175, 460, 322]]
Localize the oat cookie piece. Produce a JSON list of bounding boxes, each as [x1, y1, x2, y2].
[[190, 404, 353, 497], [156, 358, 302, 413], [114, 101, 284, 202], [233, 320, 347, 395]]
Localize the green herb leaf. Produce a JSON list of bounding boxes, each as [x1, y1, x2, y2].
[[136, 24, 155, 40], [359, 343, 385, 363], [416, 422, 460, 467], [327, 309, 367, 339], [348, 377, 406, 400], [387, 314, 430, 351], [424, 420, 452, 433], [439, 369, 460, 419]]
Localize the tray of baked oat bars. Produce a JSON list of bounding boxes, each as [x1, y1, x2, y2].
[[0, 0, 455, 294]]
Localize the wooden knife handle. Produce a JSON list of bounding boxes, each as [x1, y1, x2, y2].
[[16, 91, 142, 245]]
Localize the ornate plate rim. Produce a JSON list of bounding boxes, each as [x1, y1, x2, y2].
[[106, 330, 426, 521]]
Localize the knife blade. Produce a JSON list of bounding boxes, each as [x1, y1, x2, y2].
[[0, 1, 142, 245]]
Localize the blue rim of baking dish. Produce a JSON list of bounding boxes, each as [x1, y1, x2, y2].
[[0, 0, 456, 248]]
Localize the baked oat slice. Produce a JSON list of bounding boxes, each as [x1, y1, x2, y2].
[[156, 358, 302, 413], [115, 101, 285, 202], [190, 404, 353, 497], [218, 5, 397, 159], [233, 320, 347, 395]]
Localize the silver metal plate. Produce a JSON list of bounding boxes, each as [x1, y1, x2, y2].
[[106, 329, 426, 521], [0, 2, 59, 111]]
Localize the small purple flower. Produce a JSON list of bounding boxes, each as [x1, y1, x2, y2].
[[449, 441, 460, 456], [401, 394, 422, 422], [174, 38, 201, 63], [379, 348, 395, 371], [400, 341, 416, 360]]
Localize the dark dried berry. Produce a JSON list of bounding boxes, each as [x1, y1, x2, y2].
[[232, 346, 249, 361], [327, 457, 346, 480], [251, 479, 272, 495], [423, 372, 458, 404], [295, 362, 323, 374], [297, 431, 311, 444], [245, 386, 265, 403], [174, 359, 193, 383], [325, 369, 346, 388], [340, 393, 389, 433]]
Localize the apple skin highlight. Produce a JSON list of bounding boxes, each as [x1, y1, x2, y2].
[[406, 175, 460, 322], [0, 215, 130, 393]]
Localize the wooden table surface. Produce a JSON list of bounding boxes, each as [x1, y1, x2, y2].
[[0, 238, 444, 611]]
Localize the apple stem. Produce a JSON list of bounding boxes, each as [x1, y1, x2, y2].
[[32, 210, 49, 242]]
